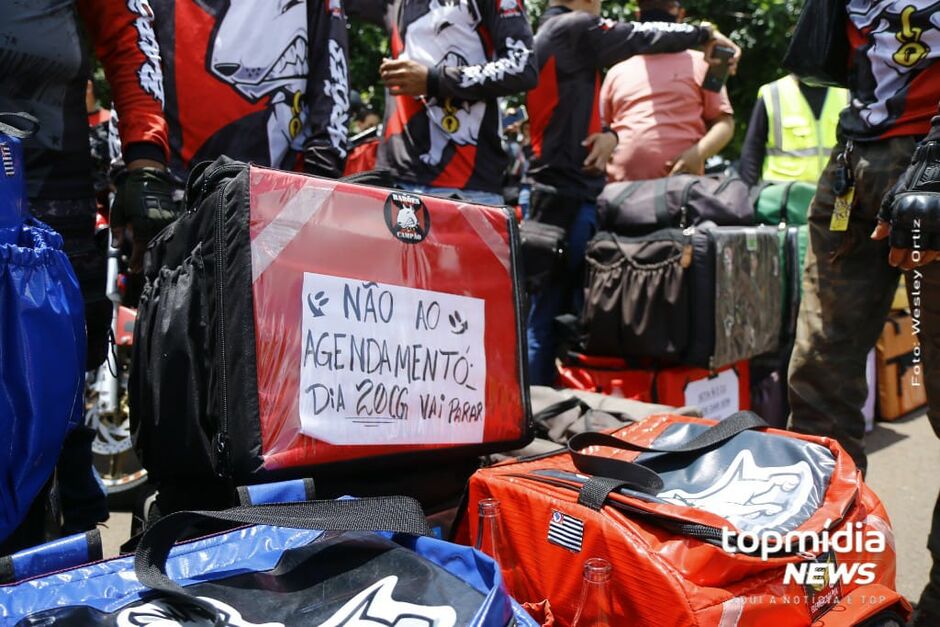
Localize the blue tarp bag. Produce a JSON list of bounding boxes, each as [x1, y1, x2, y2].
[[0, 485, 538, 626], [0, 112, 86, 544]]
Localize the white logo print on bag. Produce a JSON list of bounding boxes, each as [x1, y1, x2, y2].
[[116, 597, 283, 626], [658, 449, 813, 535], [320, 576, 458, 626]]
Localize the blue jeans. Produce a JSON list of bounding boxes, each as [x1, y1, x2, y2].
[[526, 201, 597, 386], [397, 183, 504, 206]]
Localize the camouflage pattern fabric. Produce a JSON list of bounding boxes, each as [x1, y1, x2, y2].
[[788, 136, 940, 469]]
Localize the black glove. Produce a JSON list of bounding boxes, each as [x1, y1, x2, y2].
[[879, 140, 940, 250], [111, 167, 178, 246]]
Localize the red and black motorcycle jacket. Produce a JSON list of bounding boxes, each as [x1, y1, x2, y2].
[[0, 0, 168, 201], [527, 7, 711, 199], [150, 0, 350, 180], [348, 0, 538, 193], [840, 1, 940, 142]]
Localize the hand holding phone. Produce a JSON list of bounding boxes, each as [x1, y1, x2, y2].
[[702, 45, 735, 92]]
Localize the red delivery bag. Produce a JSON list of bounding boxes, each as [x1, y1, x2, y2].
[[130, 158, 531, 485], [558, 353, 749, 419], [456, 412, 911, 626]]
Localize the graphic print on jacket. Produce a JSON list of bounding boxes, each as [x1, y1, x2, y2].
[[346, 0, 537, 192], [841, 0, 940, 139], [209, 0, 348, 169], [401, 0, 486, 167], [150, 0, 348, 177]]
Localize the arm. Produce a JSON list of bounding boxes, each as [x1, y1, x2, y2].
[[304, 0, 350, 178], [737, 98, 769, 186], [873, 102, 940, 268], [578, 15, 708, 69], [77, 0, 168, 168], [431, 0, 538, 101], [667, 114, 734, 175]]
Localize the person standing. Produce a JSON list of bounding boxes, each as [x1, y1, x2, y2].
[[523, 0, 740, 385], [0, 0, 173, 549], [599, 0, 735, 182], [784, 3, 940, 624], [738, 74, 848, 186], [347, 0, 539, 205]]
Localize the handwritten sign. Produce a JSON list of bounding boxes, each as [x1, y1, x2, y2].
[[684, 368, 739, 420], [299, 272, 486, 445]]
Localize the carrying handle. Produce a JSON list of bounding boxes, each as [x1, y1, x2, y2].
[[0, 112, 39, 139], [567, 411, 768, 509], [134, 496, 432, 625], [591, 230, 689, 272]]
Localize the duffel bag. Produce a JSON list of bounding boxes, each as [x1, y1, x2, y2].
[[597, 174, 753, 235], [754, 180, 815, 226], [456, 411, 911, 626], [131, 158, 531, 485], [581, 225, 781, 368], [0, 493, 539, 626]]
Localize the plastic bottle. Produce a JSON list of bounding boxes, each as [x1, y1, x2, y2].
[[571, 558, 614, 627], [474, 498, 520, 589], [609, 378, 625, 398], [0, 127, 27, 246]]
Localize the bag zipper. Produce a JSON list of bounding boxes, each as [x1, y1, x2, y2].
[[505, 471, 857, 559], [211, 166, 244, 478]]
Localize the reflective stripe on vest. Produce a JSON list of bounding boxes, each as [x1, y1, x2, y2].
[[761, 77, 847, 183]]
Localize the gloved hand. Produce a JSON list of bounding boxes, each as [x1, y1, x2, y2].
[[111, 166, 178, 272], [873, 139, 940, 269]]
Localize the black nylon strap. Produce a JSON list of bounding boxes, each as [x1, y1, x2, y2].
[[611, 180, 644, 210], [567, 411, 768, 499], [578, 476, 655, 510], [654, 178, 670, 226], [134, 497, 432, 624], [781, 182, 793, 224], [0, 112, 39, 139]]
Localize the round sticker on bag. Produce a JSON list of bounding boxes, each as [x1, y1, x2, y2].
[[385, 192, 431, 244]]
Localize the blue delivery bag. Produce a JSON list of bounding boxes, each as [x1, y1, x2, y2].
[[0, 494, 539, 626], [0, 110, 86, 545], [0, 220, 86, 544]]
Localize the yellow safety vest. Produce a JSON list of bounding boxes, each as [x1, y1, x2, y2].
[[760, 76, 848, 183]]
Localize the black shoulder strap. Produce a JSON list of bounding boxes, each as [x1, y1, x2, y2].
[[568, 411, 768, 509], [135, 497, 432, 623], [654, 177, 671, 226]]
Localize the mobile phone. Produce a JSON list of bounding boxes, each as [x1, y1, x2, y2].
[[702, 45, 735, 92], [502, 105, 529, 129]]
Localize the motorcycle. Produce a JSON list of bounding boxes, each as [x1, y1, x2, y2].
[[84, 211, 147, 498]]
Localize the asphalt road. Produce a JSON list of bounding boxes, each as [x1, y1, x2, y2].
[[98, 412, 939, 605]]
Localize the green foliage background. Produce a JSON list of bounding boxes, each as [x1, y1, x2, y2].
[[348, 0, 804, 158]]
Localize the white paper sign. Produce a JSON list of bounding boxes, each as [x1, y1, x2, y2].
[[684, 368, 739, 420], [299, 272, 486, 445]]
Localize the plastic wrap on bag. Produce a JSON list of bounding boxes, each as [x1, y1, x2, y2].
[[248, 167, 528, 469], [0, 219, 85, 542], [133, 161, 531, 482]]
